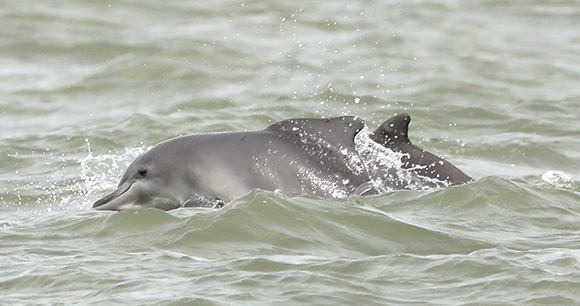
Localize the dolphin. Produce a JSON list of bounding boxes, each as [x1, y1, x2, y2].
[[369, 113, 473, 185], [93, 114, 472, 211]]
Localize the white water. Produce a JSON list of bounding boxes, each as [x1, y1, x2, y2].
[[355, 127, 450, 194]]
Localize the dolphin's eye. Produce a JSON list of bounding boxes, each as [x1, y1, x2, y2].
[[137, 168, 147, 178]]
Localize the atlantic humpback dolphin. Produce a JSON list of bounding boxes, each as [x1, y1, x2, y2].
[[93, 113, 472, 211]]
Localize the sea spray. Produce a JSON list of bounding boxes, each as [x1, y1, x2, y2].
[[354, 127, 450, 194]]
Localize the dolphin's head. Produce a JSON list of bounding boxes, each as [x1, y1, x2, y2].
[[92, 140, 205, 211], [92, 154, 184, 211]]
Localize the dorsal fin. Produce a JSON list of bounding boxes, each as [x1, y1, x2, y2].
[[369, 113, 411, 146], [266, 116, 365, 148]]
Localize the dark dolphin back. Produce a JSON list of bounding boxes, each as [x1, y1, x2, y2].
[[369, 113, 412, 146], [370, 113, 473, 185]]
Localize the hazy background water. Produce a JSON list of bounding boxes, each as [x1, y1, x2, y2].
[[2, 0, 580, 305]]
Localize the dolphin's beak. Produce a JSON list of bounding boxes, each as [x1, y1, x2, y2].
[[92, 182, 133, 210]]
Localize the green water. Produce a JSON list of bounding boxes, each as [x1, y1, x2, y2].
[[2, 0, 580, 305]]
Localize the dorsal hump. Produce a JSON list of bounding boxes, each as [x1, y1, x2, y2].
[[369, 113, 412, 146], [266, 116, 365, 148]]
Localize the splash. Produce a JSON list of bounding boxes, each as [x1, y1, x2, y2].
[[541, 170, 578, 190], [354, 127, 451, 194], [4, 139, 149, 212], [38, 139, 149, 210], [79, 140, 147, 198]]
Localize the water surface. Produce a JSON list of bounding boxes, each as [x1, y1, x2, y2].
[[2, 0, 580, 305]]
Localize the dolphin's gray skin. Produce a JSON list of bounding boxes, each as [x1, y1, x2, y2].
[[370, 113, 473, 185], [93, 114, 472, 211], [93, 116, 371, 210]]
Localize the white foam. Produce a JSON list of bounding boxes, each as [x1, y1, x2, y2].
[[541, 170, 576, 189], [78, 140, 148, 203], [353, 128, 451, 194]]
